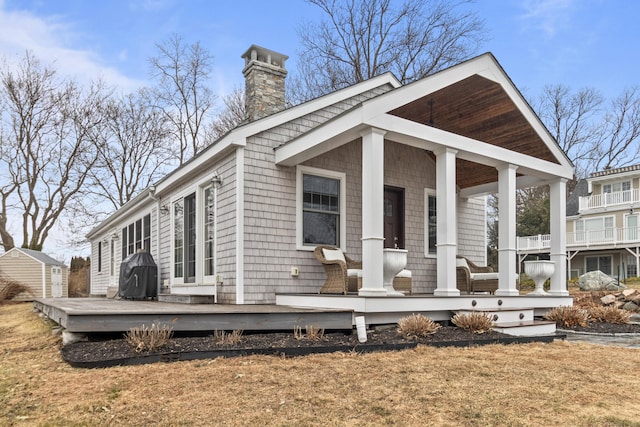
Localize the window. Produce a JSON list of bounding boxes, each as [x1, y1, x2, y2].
[[203, 186, 216, 277], [121, 214, 151, 259], [110, 239, 115, 277], [297, 166, 346, 249], [424, 189, 437, 257], [626, 255, 637, 278], [603, 180, 631, 204], [574, 216, 614, 243], [586, 255, 612, 275], [173, 193, 196, 283], [97, 241, 102, 273]]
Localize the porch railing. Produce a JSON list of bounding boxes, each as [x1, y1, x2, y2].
[[517, 226, 640, 251], [579, 189, 640, 211]]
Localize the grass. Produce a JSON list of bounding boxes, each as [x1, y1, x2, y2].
[[2, 302, 640, 426]]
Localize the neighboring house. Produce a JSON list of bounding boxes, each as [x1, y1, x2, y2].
[[87, 45, 574, 304], [0, 247, 68, 300], [518, 164, 640, 279]]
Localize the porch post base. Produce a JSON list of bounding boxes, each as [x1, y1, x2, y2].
[[547, 290, 570, 297], [495, 289, 520, 297], [433, 289, 460, 297], [358, 287, 389, 297]]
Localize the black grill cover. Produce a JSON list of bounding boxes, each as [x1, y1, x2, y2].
[[118, 252, 158, 299]]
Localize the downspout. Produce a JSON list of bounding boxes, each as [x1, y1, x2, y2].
[[148, 186, 163, 297]]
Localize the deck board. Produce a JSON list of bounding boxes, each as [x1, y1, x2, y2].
[[34, 298, 353, 333]]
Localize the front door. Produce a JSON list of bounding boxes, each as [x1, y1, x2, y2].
[[384, 187, 405, 249]]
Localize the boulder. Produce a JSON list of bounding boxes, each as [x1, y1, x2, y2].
[[622, 301, 640, 312], [600, 294, 617, 305], [578, 271, 627, 291], [622, 289, 637, 298]]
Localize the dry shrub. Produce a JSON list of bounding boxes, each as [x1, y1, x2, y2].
[[0, 275, 32, 303], [213, 329, 243, 345], [587, 306, 631, 324], [451, 312, 494, 334], [397, 314, 441, 338], [125, 323, 173, 353], [572, 291, 610, 308], [543, 306, 589, 328], [293, 325, 325, 341]]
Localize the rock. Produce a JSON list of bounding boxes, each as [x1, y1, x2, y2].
[[600, 294, 617, 305], [622, 289, 637, 298], [62, 331, 88, 345], [578, 271, 626, 291], [623, 301, 639, 312]]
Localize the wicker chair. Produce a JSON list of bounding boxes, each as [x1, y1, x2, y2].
[[314, 246, 362, 294], [456, 256, 498, 294]]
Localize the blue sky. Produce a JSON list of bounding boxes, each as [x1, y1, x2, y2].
[[0, 0, 638, 259], [1, 0, 638, 102]]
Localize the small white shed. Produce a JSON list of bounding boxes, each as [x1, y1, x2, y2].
[[0, 248, 68, 300]]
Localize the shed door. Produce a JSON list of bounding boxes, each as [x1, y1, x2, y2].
[[51, 266, 63, 298]]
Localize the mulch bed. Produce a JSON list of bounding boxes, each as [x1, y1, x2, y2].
[[62, 326, 561, 368]]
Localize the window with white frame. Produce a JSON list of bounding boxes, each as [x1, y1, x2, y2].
[[603, 180, 631, 203], [171, 182, 217, 285], [203, 186, 216, 278], [297, 166, 346, 249], [121, 214, 151, 259], [626, 255, 637, 278], [574, 216, 614, 243], [424, 189, 437, 257]]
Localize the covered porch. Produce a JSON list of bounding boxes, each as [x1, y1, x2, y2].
[[276, 54, 574, 299]]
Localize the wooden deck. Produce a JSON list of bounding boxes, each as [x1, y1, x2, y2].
[[33, 298, 353, 333]]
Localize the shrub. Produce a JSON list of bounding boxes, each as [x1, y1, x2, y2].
[[451, 312, 494, 334], [543, 306, 589, 328], [294, 325, 325, 341], [397, 314, 441, 338], [0, 275, 32, 303], [213, 329, 243, 345], [587, 306, 631, 324], [125, 323, 173, 353]]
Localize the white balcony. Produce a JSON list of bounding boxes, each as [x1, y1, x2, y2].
[[518, 226, 640, 252], [579, 189, 640, 211]]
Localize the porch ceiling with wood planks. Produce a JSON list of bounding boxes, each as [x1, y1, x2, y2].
[[388, 74, 558, 190]]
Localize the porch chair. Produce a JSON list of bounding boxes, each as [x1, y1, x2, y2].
[[455, 256, 499, 294], [314, 246, 362, 294], [314, 246, 412, 294]]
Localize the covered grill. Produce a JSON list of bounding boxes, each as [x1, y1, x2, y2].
[[118, 252, 158, 300]]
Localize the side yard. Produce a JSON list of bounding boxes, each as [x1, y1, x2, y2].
[[2, 303, 640, 426]]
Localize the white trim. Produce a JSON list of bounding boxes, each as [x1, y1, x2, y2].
[[424, 188, 437, 258], [236, 147, 245, 304], [201, 183, 217, 284], [41, 262, 46, 298], [296, 165, 347, 251]]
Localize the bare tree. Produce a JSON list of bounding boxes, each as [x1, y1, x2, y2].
[[85, 91, 172, 212], [206, 87, 246, 141], [147, 33, 215, 164], [295, 0, 486, 101], [591, 87, 640, 172], [0, 51, 105, 251]]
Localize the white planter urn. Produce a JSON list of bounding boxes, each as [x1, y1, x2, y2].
[[524, 260, 555, 296], [382, 248, 407, 296]]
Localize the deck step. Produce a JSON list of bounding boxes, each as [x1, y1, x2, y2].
[[455, 307, 534, 324], [157, 293, 215, 304], [492, 320, 556, 337]]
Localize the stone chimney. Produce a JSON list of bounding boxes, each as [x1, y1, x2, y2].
[[241, 45, 288, 121]]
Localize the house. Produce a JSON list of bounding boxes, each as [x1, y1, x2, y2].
[[518, 164, 640, 280], [0, 247, 68, 300], [87, 45, 574, 305]]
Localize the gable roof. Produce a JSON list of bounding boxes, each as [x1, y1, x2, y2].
[[275, 52, 574, 192], [1, 247, 66, 267]]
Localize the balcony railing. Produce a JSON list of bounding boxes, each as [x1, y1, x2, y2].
[[517, 226, 640, 251], [579, 189, 640, 211]]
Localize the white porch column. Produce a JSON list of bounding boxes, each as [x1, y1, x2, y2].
[[496, 164, 519, 296], [549, 178, 569, 296], [359, 127, 387, 296], [434, 147, 459, 296]]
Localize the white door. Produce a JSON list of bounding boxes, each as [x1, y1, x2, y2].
[[51, 266, 63, 297]]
